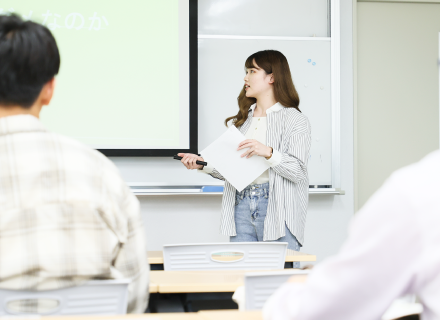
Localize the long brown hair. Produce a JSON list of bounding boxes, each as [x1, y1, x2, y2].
[[225, 50, 300, 127]]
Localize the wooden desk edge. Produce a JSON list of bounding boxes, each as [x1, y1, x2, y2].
[[199, 310, 263, 320], [149, 258, 164, 264], [17, 311, 261, 320], [157, 283, 243, 293], [285, 255, 316, 262], [148, 251, 316, 264], [30, 312, 204, 320], [149, 283, 158, 293]]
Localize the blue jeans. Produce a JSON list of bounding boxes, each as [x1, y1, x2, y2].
[[230, 182, 301, 268]]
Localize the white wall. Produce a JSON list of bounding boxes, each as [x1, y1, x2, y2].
[[356, 1, 440, 209], [112, 0, 355, 264]]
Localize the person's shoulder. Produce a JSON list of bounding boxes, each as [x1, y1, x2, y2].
[[47, 132, 119, 172], [394, 150, 440, 178], [368, 150, 440, 233], [280, 106, 310, 132], [49, 132, 97, 155], [282, 106, 308, 121], [52, 132, 132, 197], [388, 150, 440, 193]]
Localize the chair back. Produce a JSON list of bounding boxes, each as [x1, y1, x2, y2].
[[244, 270, 309, 310], [0, 279, 130, 316], [163, 242, 288, 271]]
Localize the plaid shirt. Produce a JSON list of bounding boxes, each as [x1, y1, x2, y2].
[[0, 115, 149, 314]]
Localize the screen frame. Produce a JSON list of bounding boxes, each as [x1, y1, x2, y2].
[[98, 0, 198, 157]]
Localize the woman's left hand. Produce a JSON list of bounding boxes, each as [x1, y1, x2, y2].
[[238, 139, 272, 159]]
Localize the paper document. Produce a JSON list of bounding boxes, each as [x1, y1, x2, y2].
[[200, 126, 271, 192]]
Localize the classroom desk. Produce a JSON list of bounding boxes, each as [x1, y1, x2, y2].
[[148, 271, 307, 313], [149, 270, 281, 312], [148, 249, 316, 269], [150, 269, 287, 294]]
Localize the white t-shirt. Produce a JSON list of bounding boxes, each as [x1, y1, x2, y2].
[[246, 116, 270, 184]]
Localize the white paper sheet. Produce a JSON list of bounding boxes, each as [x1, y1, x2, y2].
[[200, 126, 271, 192]]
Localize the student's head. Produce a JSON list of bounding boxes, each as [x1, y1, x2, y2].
[[0, 14, 60, 116], [225, 50, 300, 127]]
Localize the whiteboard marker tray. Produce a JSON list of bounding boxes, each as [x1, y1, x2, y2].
[[129, 186, 344, 196]]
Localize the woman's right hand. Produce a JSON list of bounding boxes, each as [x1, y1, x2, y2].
[[178, 153, 205, 170]]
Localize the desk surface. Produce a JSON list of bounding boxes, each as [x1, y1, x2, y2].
[[148, 249, 316, 264], [150, 269, 300, 293], [19, 311, 262, 320], [27, 313, 203, 320]]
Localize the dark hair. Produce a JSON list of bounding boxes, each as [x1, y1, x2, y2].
[[225, 50, 300, 128], [0, 14, 60, 108]]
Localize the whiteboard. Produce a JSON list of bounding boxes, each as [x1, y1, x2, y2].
[[113, 38, 332, 186], [198, 38, 332, 186]]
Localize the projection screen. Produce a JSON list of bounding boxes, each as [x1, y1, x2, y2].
[[4, 0, 197, 156]]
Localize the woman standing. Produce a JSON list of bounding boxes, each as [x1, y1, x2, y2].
[[179, 50, 311, 262]]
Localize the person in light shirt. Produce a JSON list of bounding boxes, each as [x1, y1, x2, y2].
[[264, 150, 440, 320]]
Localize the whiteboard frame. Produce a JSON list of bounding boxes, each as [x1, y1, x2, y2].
[[197, 0, 341, 189], [331, 0, 341, 188]]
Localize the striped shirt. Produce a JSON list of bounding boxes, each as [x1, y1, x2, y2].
[[204, 103, 311, 244], [0, 115, 149, 314]]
